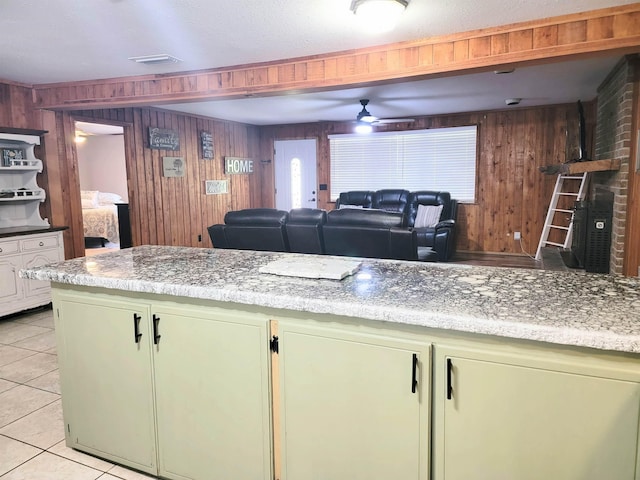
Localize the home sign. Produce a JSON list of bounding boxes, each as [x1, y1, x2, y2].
[[224, 157, 254, 174]]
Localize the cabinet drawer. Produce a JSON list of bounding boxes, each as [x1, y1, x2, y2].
[[22, 235, 59, 252], [0, 240, 20, 256]]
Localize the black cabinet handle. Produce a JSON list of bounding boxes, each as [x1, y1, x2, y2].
[[411, 353, 418, 394], [447, 358, 453, 400], [152, 314, 161, 345], [133, 314, 142, 344]]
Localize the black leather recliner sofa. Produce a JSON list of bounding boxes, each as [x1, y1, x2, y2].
[[209, 189, 457, 261], [209, 207, 418, 261]]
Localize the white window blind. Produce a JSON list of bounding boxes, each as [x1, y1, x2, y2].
[[329, 126, 477, 202]]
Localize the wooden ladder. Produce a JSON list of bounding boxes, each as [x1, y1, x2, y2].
[[535, 172, 588, 260]]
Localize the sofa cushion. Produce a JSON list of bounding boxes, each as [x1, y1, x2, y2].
[[286, 208, 327, 254], [336, 191, 374, 209], [327, 208, 404, 228], [224, 208, 288, 226], [414, 204, 443, 228], [372, 189, 410, 214]]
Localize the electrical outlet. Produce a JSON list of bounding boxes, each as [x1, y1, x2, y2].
[[514, 231, 521, 240]]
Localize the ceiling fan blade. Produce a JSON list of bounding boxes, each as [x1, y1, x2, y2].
[[374, 118, 415, 124]]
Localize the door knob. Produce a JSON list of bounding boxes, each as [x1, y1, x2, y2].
[[309, 198, 316, 202]]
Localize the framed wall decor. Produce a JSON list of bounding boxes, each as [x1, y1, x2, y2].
[[163, 157, 185, 177], [201, 131, 214, 159], [149, 127, 180, 151]]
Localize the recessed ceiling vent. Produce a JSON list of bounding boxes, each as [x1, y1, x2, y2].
[[128, 54, 182, 65]]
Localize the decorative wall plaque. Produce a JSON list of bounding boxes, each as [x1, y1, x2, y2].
[[201, 131, 214, 159], [205, 180, 228, 195], [162, 157, 185, 177], [149, 127, 180, 150], [224, 157, 254, 174]]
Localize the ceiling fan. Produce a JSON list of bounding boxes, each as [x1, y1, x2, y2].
[[355, 99, 415, 124]]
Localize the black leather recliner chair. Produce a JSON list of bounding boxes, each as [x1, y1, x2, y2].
[[406, 191, 458, 262], [285, 208, 327, 254], [208, 208, 290, 252], [322, 209, 417, 261]]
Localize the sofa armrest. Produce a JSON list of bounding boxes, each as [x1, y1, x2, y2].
[[435, 219, 455, 229], [389, 228, 418, 261], [207, 224, 228, 248]]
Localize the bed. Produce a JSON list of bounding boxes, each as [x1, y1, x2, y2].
[[81, 190, 123, 245]]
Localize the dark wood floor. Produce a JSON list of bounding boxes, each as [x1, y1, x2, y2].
[[450, 251, 542, 269]]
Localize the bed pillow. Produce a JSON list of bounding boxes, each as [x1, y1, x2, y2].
[[80, 190, 99, 208], [414, 204, 444, 228], [97, 192, 124, 205], [81, 198, 97, 209]]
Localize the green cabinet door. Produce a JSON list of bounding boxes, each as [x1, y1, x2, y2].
[[152, 303, 272, 480], [278, 322, 431, 480], [55, 293, 157, 474], [433, 346, 640, 480]]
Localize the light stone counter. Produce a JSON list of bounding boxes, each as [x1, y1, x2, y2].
[[20, 245, 640, 353]]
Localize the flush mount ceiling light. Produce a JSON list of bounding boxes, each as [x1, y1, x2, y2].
[[350, 0, 408, 33], [128, 54, 182, 65]]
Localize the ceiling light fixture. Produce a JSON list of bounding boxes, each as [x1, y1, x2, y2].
[[128, 54, 182, 65], [350, 0, 408, 33], [355, 122, 373, 134]]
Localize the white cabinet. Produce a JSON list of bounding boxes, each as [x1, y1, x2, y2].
[[55, 295, 157, 474], [152, 303, 272, 480], [433, 345, 640, 480], [0, 133, 49, 229], [53, 288, 273, 480], [277, 321, 431, 480], [0, 231, 64, 317]]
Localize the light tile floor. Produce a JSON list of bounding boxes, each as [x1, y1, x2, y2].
[[0, 307, 158, 479]]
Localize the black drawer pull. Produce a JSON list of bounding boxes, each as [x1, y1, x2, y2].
[[39, 241, 44, 246], [152, 314, 161, 345], [133, 314, 142, 344], [411, 353, 418, 393], [446, 358, 453, 400]]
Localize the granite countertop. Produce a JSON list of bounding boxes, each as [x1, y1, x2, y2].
[[20, 245, 640, 353]]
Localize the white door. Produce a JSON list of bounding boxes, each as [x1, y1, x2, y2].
[[275, 139, 317, 211]]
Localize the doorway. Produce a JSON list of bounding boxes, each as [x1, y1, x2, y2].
[[74, 121, 128, 254], [274, 139, 317, 211]]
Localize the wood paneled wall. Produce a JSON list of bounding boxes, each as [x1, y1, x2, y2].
[[259, 103, 594, 255], [0, 82, 40, 129], [48, 107, 264, 258]]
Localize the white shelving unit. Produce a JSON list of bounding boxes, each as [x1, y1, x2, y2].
[[0, 130, 63, 317], [0, 133, 49, 228]]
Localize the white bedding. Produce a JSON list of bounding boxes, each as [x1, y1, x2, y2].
[[83, 204, 119, 244]]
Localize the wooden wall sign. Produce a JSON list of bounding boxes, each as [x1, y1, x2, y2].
[[163, 156, 185, 177], [205, 180, 228, 194], [201, 131, 214, 159], [149, 127, 180, 150], [224, 156, 254, 174]]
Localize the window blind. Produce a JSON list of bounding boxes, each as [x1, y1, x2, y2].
[[329, 126, 477, 202]]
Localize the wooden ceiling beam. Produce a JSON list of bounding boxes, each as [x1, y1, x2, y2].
[[33, 4, 640, 111]]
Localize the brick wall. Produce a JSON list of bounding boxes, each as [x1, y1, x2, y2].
[[594, 57, 635, 275]]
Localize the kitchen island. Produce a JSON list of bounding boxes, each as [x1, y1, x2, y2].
[[21, 246, 640, 480]]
